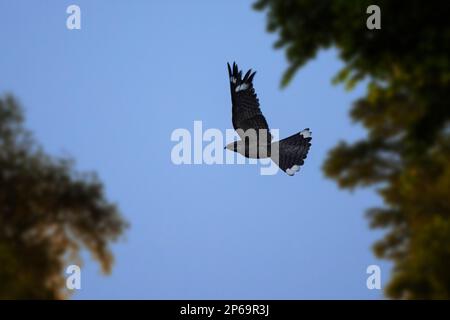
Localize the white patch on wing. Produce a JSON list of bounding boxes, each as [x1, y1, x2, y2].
[[235, 83, 249, 92], [230, 77, 237, 84], [300, 129, 312, 138]]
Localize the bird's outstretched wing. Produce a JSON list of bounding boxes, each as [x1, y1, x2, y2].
[[227, 62, 272, 144]]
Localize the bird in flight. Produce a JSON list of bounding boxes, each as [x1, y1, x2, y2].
[[225, 62, 312, 176]]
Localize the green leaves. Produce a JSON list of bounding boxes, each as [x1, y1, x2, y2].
[[256, 0, 450, 298], [0, 96, 128, 299]]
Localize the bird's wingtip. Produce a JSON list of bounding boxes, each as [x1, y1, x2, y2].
[[227, 62, 257, 84], [300, 128, 312, 139]]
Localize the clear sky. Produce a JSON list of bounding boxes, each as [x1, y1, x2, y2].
[[0, 0, 390, 299]]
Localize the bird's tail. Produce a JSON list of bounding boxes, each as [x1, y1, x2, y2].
[[270, 129, 312, 176]]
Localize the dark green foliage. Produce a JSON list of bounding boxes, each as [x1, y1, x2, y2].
[[0, 95, 128, 299], [255, 0, 450, 298]]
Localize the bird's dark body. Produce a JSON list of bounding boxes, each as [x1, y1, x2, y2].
[[243, 144, 272, 159], [230, 140, 273, 159]]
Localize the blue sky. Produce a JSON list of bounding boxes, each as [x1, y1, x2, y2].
[[0, 1, 390, 299]]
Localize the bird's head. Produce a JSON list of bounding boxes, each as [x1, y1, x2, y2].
[[224, 141, 241, 152]]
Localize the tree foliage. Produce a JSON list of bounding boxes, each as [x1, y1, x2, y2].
[[255, 0, 450, 298], [0, 95, 128, 299]]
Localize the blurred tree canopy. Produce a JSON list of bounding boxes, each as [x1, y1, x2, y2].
[[0, 95, 128, 299], [255, 0, 450, 298]]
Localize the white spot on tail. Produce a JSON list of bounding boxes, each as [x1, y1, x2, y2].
[[235, 83, 249, 92], [300, 129, 312, 138], [286, 165, 300, 176]]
